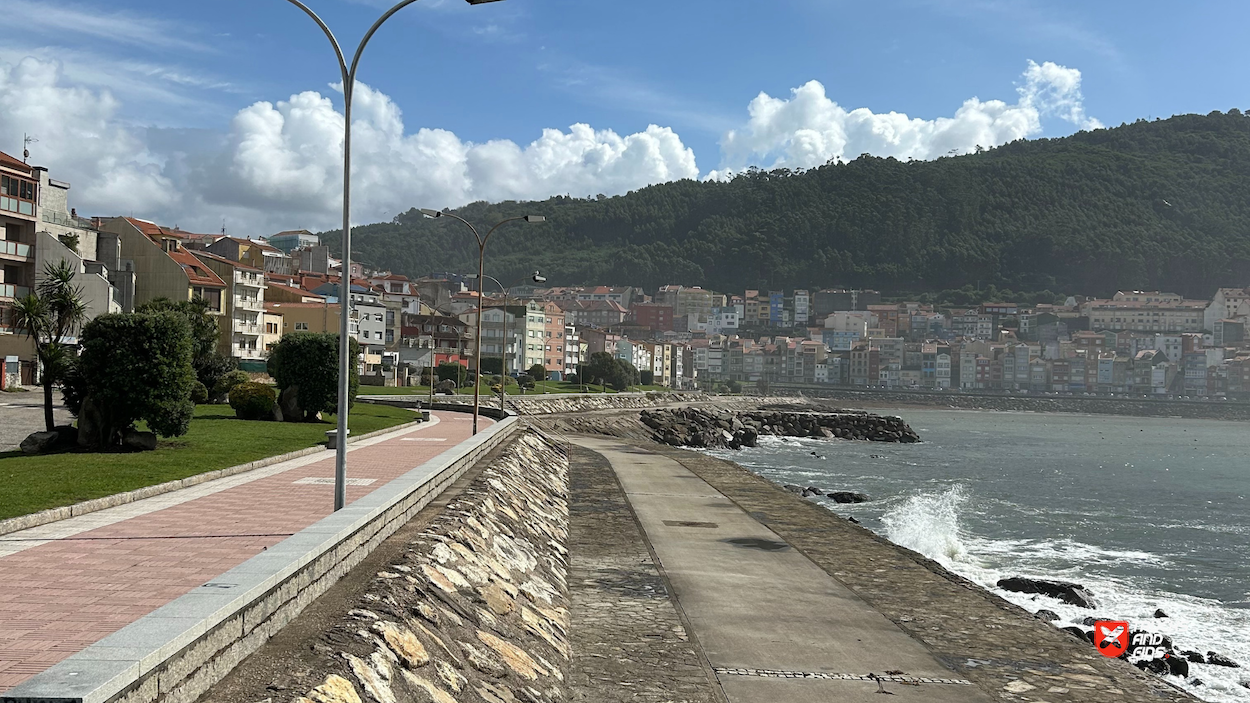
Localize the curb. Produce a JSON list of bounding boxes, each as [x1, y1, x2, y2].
[[0, 417, 425, 538]]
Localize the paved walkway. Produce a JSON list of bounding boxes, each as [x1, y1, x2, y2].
[[0, 411, 489, 693], [573, 437, 994, 703]]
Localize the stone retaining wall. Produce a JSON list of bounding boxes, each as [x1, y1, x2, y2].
[[363, 391, 704, 416], [283, 429, 572, 703]]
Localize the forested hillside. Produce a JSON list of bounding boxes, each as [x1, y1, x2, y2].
[[332, 110, 1250, 298]]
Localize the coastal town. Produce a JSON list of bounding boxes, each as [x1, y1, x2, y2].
[[4, 149, 1249, 399]]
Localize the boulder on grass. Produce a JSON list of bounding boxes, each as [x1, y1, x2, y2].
[[20, 431, 61, 454], [122, 430, 158, 452]]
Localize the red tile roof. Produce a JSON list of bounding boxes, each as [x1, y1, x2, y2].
[[193, 249, 262, 272], [123, 218, 225, 287], [169, 247, 225, 287], [0, 150, 32, 174]]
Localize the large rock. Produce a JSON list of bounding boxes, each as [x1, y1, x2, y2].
[[826, 491, 869, 504], [996, 577, 1097, 609], [280, 385, 320, 417], [77, 395, 105, 447], [122, 430, 158, 452], [1207, 651, 1241, 668], [20, 431, 61, 454]]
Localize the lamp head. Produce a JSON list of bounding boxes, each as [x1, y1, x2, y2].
[[532, 271, 547, 284], [419, 209, 442, 218], [523, 215, 545, 224]]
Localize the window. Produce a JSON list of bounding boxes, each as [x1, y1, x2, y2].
[[374, 331, 383, 340], [374, 313, 383, 322], [295, 322, 309, 331]]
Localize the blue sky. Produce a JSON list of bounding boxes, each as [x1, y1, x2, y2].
[[1, 0, 1247, 233]]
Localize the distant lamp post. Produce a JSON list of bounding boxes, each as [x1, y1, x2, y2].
[[531, 272, 548, 394], [419, 210, 544, 433], [283, 0, 507, 512], [466, 272, 510, 411]]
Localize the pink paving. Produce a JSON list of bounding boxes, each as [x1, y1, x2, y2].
[[0, 411, 489, 692]]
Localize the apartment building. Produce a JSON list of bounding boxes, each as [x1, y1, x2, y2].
[[192, 251, 266, 361], [102, 217, 228, 314]]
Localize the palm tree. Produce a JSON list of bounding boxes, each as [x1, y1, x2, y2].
[[12, 260, 88, 432]]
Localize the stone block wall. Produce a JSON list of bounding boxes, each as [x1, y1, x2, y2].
[[288, 430, 572, 703]]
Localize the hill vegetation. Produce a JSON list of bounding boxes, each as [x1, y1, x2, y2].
[[331, 110, 1250, 298]]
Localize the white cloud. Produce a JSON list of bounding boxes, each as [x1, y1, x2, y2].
[[710, 60, 1102, 178], [0, 0, 210, 53], [0, 58, 178, 215], [0, 52, 1101, 236], [0, 56, 698, 234]]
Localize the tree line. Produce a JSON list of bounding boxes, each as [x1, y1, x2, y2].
[[329, 110, 1250, 299]]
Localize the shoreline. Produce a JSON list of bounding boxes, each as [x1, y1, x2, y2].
[[758, 389, 1250, 421]]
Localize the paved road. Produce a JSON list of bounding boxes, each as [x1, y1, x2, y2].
[[0, 411, 488, 693], [0, 393, 72, 452], [574, 437, 994, 703]]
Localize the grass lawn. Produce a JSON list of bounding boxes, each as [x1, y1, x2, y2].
[[0, 403, 417, 521]]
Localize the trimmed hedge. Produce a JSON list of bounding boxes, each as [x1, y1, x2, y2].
[[212, 369, 250, 403], [191, 381, 209, 405], [229, 382, 277, 421]]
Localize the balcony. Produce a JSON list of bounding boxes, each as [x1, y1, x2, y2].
[[235, 296, 264, 312], [0, 284, 31, 299], [233, 319, 262, 335], [0, 240, 32, 261]]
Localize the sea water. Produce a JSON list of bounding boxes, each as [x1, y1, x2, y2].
[[706, 408, 1250, 702]]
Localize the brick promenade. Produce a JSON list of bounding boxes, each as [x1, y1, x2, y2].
[[0, 411, 488, 693]]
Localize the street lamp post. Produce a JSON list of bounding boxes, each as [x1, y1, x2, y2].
[[419, 211, 544, 434], [282, 0, 506, 511], [470, 270, 547, 411]]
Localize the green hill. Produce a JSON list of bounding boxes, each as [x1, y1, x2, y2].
[[331, 110, 1250, 298]]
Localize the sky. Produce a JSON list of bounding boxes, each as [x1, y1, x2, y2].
[[1, 0, 1247, 236]]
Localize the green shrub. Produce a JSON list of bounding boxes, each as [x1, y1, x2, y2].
[[212, 369, 250, 402], [75, 311, 196, 446], [191, 381, 209, 405], [229, 382, 276, 421], [267, 333, 359, 421]]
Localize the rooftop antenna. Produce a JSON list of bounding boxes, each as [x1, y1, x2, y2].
[[221, 219, 227, 236], [22, 133, 38, 163]]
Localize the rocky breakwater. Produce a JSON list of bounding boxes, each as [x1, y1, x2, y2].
[[290, 431, 572, 703], [639, 407, 919, 449]]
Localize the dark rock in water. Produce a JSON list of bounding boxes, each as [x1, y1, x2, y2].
[[1136, 658, 1170, 675], [1081, 616, 1098, 626], [1181, 650, 1205, 664], [827, 491, 869, 504], [997, 577, 1097, 609], [1239, 681, 1250, 690], [806, 486, 825, 496], [847, 516, 860, 524], [1166, 656, 1189, 677], [1153, 608, 1168, 618], [1207, 651, 1241, 668], [1059, 626, 1088, 641], [1085, 630, 1097, 645], [1190, 679, 1203, 686], [783, 484, 804, 494], [1034, 609, 1059, 622]]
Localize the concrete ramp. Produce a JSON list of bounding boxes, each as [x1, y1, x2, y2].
[[573, 437, 993, 702]]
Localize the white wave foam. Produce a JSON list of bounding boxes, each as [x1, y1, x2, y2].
[[880, 485, 971, 563], [874, 486, 1248, 702]]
